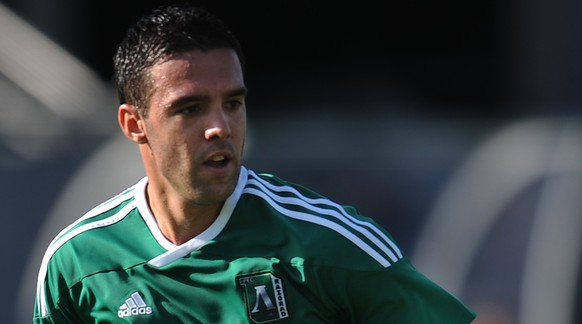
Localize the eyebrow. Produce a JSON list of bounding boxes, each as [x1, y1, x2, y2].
[[225, 87, 248, 99], [166, 87, 248, 110]]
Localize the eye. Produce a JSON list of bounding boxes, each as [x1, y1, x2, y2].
[[179, 104, 202, 115], [224, 98, 244, 111]]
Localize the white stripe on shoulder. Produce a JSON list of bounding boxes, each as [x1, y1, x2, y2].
[[50, 184, 137, 248], [36, 186, 138, 317], [247, 171, 402, 260], [245, 171, 403, 267]]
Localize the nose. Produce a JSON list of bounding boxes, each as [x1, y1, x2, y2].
[[204, 108, 231, 140]]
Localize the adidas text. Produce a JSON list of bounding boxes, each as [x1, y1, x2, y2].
[[118, 306, 153, 318]]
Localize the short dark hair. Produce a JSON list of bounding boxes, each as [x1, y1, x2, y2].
[[112, 4, 244, 114]]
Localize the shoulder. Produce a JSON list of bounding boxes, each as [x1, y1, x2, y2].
[[39, 181, 143, 279], [52, 183, 138, 250], [241, 170, 404, 269], [35, 181, 145, 318]]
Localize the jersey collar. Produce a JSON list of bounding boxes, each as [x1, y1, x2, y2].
[[134, 167, 248, 267]]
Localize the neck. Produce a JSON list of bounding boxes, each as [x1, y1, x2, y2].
[[146, 183, 223, 245]]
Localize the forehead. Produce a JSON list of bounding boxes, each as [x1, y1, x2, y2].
[[153, 48, 243, 81], [148, 48, 244, 102]]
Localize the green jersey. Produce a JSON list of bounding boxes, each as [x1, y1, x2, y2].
[[34, 167, 476, 323]]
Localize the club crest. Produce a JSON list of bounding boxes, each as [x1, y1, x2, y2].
[[239, 272, 289, 323]]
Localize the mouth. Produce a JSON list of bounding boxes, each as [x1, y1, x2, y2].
[[204, 153, 232, 169]]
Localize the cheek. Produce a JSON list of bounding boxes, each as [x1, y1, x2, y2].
[[147, 127, 189, 162], [233, 123, 247, 152], [233, 114, 247, 139], [171, 133, 197, 157]]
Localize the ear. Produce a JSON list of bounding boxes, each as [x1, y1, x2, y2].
[[118, 104, 147, 144]]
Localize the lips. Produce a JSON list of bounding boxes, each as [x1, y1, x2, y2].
[[204, 151, 232, 168]]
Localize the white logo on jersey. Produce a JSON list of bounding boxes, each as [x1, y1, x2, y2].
[[117, 292, 153, 318], [251, 285, 275, 313], [239, 273, 289, 323]]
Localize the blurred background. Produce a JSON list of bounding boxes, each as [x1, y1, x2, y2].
[[2, 0, 582, 323]]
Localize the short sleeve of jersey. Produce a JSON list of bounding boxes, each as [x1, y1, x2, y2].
[[333, 257, 476, 322], [33, 256, 85, 324]]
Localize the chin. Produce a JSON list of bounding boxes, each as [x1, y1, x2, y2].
[[192, 180, 238, 204]]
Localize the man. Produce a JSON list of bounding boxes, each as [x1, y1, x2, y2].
[[34, 4, 476, 323]]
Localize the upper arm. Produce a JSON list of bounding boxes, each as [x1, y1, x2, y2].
[[339, 258, 476, 323], [34, 254, 84, 323]]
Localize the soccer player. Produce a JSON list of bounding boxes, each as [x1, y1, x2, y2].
[[34, 4, 476, 323]]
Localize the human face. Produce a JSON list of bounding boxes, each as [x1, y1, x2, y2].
[[142, 48, 246, 205]]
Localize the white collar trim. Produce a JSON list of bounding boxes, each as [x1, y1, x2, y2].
[[133, 167, 248, 267]]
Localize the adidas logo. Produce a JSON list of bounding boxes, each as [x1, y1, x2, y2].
[[117, 292, 153, 318]]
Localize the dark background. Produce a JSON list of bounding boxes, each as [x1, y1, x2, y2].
[[5, 0, 582, 115], [2, 1, 524, 115]]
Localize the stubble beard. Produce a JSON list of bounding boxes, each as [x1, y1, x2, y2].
[[181, 161, 241, 206]]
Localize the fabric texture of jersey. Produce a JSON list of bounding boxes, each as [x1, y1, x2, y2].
[[34, 166, 476, 323]]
